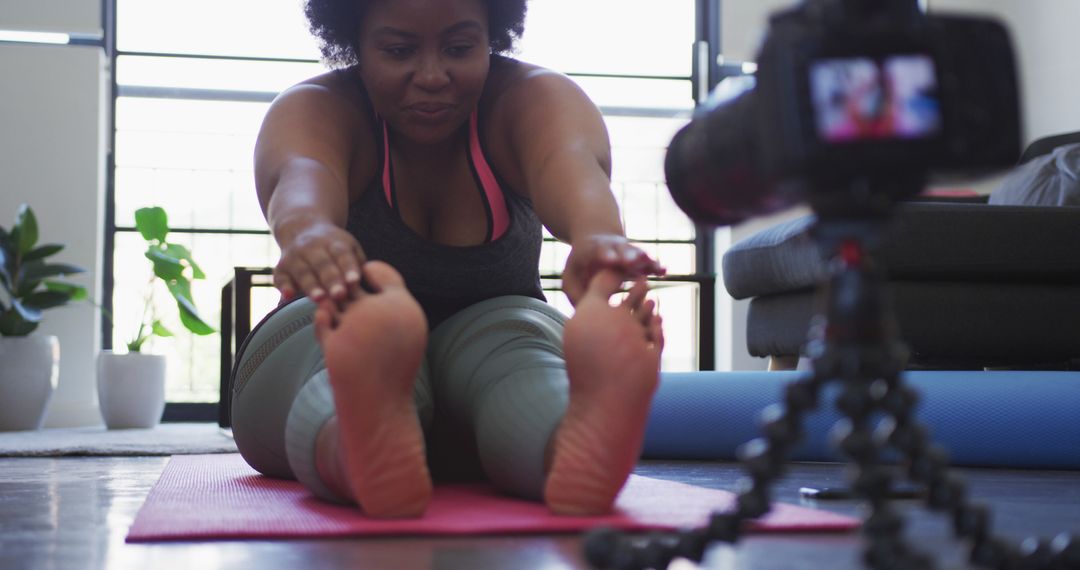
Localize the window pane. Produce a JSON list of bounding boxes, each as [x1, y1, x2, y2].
[[519, 0, 695, 78], [572, 76, 694, 112], [117, 0, 321, 60], [651, 281, 698, 371], [539, 240, 572, 276], [117, 55, 324, 93], [114, 97, 267, 231], [605, 115, 697, 245], [109, 0, 705, 407], [112, 232, 280, 403]]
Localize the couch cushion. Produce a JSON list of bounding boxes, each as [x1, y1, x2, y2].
[[723, 202, 1080, 299], [746, 282, 1080, 367]]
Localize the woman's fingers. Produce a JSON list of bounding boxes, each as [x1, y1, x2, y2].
[[294, 254, 330, 301], [275, 236, 367, 302], [616, 243, 665, 277], [272, 267, 298, 303], [343, 245, 364, 299], [326, 240, 363, 300], [590, 243, 666, 280], [311, 246, 354, 301]]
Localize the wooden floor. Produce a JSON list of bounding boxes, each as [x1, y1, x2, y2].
[[2, 454, 1078, 570]]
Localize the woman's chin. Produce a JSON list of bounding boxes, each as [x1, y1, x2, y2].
[[398, 120, 466, 146]]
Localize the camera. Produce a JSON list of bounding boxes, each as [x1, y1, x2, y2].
[[665, 0, 1022, 226]]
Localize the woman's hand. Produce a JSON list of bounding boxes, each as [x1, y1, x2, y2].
[[562, 234, 666, 306], [274, 221, 366, 303]]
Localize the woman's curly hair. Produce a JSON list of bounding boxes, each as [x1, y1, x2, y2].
[[304, 0, 527, 68]]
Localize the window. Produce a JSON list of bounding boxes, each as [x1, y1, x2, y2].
[[108, 0, 706, 411]]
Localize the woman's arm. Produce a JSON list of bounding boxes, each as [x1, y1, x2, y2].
[[254, 79, 370, 302], [499, 69, 665, 304]]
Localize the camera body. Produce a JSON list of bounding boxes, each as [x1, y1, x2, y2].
[[666, 0, 1022, 226]]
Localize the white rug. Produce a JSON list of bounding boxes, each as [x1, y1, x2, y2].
[[0, 422, 238, 457]]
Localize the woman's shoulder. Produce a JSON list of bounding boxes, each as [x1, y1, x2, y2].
[[484, 56, 581, 107], [272, 68, 373, 128], [482, 56, 599, 133], [262, 68, 378, 198]]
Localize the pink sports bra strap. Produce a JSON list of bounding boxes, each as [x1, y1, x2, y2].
[[469, 113, 510, 241], [381, 120, 393, 207], [379, 112, 510, 242]]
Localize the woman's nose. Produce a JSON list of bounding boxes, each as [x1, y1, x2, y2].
[[413, 54, 450, 90]]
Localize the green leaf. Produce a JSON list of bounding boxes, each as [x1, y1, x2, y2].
[[151, 319, 173, 337], [44, 281, 87, 301], [162, 243, 206, 279], [21, 291, 72, 311], [16, 279, 41, 299], [0, 229, 12, 289], [14, 204, 39, 254], [20, 261, 86, 283], [12, 299, 43, 323], [135, 207, 169, 242], [0, 256, 9, 293], [8, 227, 20, 259], [178, 301, 216, 335], [165, 276, 192, 302], [166, 279, 215, 335], [24, 243, 64, 262], [145, 248, 185, 281], [0, 308, 38, 336]]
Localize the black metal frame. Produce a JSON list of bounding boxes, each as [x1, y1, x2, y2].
[[102, 0, 721, 422]]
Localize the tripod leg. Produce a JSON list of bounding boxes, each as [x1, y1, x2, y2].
[[871, 371, 1061, 569], [831, 391, 933, 570], [583, 370, 828, 569]]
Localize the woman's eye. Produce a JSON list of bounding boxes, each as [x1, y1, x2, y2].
[[445, 45, 474, 57], [384, 46, 414, 57]]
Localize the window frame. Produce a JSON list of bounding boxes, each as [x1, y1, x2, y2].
[[101, 0, 722, 422]]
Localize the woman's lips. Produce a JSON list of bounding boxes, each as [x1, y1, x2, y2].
[[406, 103, 455, 123]]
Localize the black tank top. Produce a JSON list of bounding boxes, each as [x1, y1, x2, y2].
[[345, 87, 546, 329]]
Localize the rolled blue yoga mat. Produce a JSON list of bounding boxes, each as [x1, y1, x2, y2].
[[643, 371, 1080, 469]]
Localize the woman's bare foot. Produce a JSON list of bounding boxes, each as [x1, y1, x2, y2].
[[544, 271, 664, 515], [313, 261, 432, 518]]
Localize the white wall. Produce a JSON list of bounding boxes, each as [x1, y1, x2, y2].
[[0, 0, 100, 35], [1, 8, 107, 427], [716, 0, 1080, 370]]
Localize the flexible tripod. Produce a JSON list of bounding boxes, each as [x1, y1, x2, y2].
[[584, 204, 1080, 570]]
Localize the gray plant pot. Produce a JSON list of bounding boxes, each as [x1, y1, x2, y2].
[[0, 335, 60, 431]]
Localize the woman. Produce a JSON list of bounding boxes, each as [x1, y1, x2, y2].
[[231, 0, 666, 519]]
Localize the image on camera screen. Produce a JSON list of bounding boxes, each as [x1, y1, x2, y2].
[[810, 54, 942, 143]]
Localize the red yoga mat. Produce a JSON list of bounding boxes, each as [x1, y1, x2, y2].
[[127, 454, 858, 542]]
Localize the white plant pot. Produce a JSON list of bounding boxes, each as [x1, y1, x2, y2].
[[96, 351, 166, 429], [0, 335, 60, 431]]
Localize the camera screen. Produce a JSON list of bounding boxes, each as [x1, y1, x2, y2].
[[810, 54, 942, 143]]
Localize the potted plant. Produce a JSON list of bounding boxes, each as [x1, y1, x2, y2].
[[97, 206, 215, 429], [0, 204, 87, 431]]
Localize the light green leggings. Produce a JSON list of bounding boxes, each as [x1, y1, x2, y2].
[[230, 295, 568, 503]]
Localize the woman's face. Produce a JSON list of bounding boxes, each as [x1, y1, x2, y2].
[[357, 0, 491, 145]]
